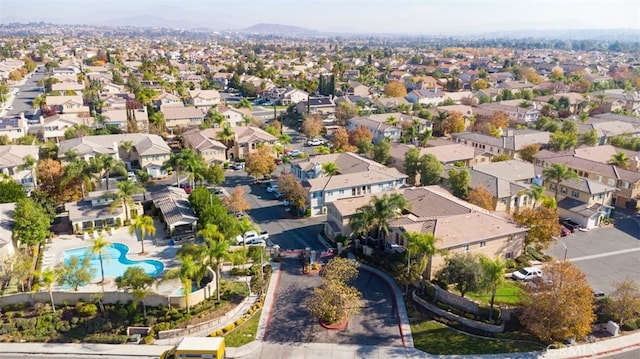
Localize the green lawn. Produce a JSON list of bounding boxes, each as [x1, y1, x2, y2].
[[411, 320, 545, 355], [223, 309, 262, 347], [460, 281, 525, 306]]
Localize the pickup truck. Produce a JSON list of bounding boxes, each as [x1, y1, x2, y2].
[[235, 230, 269, 245]]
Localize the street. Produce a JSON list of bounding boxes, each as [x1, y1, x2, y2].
[[546, 209, 640, 293], [2, 67, 45, 119]]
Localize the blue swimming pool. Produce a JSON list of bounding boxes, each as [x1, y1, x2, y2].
[[63, 243, 164, 281]]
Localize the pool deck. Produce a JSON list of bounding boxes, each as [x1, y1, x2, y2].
[[44, 219, 182, 294]]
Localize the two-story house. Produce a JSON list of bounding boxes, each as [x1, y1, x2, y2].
[[161, 106, 205, 130], [58, 134, 172, 178], [34, 113, 92, 143], [0, 115, 29, 141], [405, 89, 445, 107], [0, 145, 39, 192], [217, 105, 250, 128], [187, 90, 221, 109], [534, 148, 640, 209], [476, 102, 540, 126], [291, 152, 408, 216], [347, 113, 432, 144], [228, 126, 278, 161], [451, 129, 550, 160], [153, 92, 184, 111], [45, 95, 89, 114], [325, 186, 527, 279], [295, 96, 336, 118], [182, 128, 228, 163]]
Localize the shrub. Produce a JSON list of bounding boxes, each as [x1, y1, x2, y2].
[[70, 316, 80, 325], [247, 308, 254, 316], [622, 320, 638, 331], [85, 334, 128, 344], [143, 334, 155, 344], [230, 267, 247, 276], [235, 318, 244, 326], [223, 323, 235, 333], [116, 217, 122, 227], [146, 317, 157, 327], [154, 322, 172, 332], [77, 303, 98, 317], [213, 329, 224, 337]]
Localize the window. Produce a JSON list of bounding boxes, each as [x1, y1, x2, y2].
[[550, 183, 557, 190], [463, 244, 470, 252], [339, 189, 344, 195], [621, 181, 630, 189], [506, 252, 513, 259], [571, 190, 580, 198], [480, 241, 486, 248], [607, 178, 615, 186], [595, 175, 602, 182], [561, 187, 567, 194], [328, 191, 333, 196]]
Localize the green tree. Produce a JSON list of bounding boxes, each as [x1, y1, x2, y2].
[[108, 179, 143, 223], [89, 236, 111, 285], [419, 153, 443, 185], [235, 217, 259, 247], [33, 268, 59, 312], [116, 267, 155, 316], [518, 184, 548, 209], [518, 144, 540, 163], [18, 154, 38, 190], [436, 253, 483, 298], [548, 131, 578, 151], [95, 153, 126, 190], [479, 256, 506, 321], [404, 148, 421, 185], [0, 181, 27, 203], [13, 198, 51, 250], [448, 168, 470, 199], [56, 256, 95, 291], [542, 163, 580, 201], [129, 215, 156, 254], [164, 254, 199, 313], [579, 129, 599, 146], [201, 229, 229, 300], [353, 193, 410, 242], [372, 139, 391, 165]]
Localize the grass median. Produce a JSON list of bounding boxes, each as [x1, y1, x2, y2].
[[224, 309, 262, 347]]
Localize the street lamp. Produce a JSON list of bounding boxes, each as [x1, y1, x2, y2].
[[560, 241, 568, 261]]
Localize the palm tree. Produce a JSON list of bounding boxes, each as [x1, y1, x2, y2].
[[518, 184, 547, 209], [386, 116, 398, 126], [542, 163, 580, 201], [164, 254, 199, 313], [18, 155, 38, 191], [119, 140, 134, 163], [129, 215, 156, 254], [203, 236, 229, 301], [369, 193, 410, 241], [609, 152, 630, 169], [348, 207, 376, 239], [322, 162, 340, 176], [34, 268, 58, 312], [217, 126, 235, 158], [183, 151, 206, 188], [108, 179, 143, 223], [95, 154, 126, 190], [89, 236, 111, 285], [479, 256, 506, 321], [405, 231, 443, 283], [62, 158, 93, 199]]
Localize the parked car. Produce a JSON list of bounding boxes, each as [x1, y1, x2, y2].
[[306, 138, 324, 146], [512, 267, 543, 281], [274, 191, 283, 199], [178, 183, 192, 194], [560, 218, 580, 232], [266, 184, 279, 193], [290, 149, 302, 157], [245, 238, 267, 247], [229, 162, 245, 170], [235, 230, 269, 245], [559, 226, 571, 237]]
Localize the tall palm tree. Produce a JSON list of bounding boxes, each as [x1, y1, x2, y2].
[[129, 215, 156, 254], [348, 207, 376, 239], [95, 154, 126, 190], [163, 151, 186, 187], [18, 155, 38, 191], [386, 116, 398, 126], [164, 254, 199, 313], [322, 162, 340, 176], [89, 236, 111, 285], [479, 256, 506, 321], [119, 140, 134, 163], [62, 158, 93, 199], [235, 217, 258, 247], [34, 268, 58, 313], [217, 126, 235, 159], [405, 231, 443, 283], [183, 151, 206, 188], [369, 193, 410, 241], [203, 236, 229, 300], [542, 163, 580, 201], [609, 152, 630, 169], [108, 179, 143, 223]]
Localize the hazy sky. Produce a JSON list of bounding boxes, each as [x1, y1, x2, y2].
[[1, 0, 639, 34]]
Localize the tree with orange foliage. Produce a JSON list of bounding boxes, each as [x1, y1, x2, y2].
[[332, 127, 356, 153], [520, 261, 595, 342], [245, 145, 276, 179], [441, 111, 466, 135], [224, 185, 251, 214], [302, 114, 323, 139], [467, 185, 494, 211], [38, 158, 83, 204], [384, 80, 407, 97], [348, 126, 374, 154]]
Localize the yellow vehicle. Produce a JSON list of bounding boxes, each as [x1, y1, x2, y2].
[[160, 337, 225, 359]]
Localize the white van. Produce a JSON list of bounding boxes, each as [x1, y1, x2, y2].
[[512, 267, 543, 281]]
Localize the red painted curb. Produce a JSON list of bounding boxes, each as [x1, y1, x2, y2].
[[319, 318, 348, 330]]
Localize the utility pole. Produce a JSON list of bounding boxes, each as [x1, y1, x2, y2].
[[260, 248, 264, 296]]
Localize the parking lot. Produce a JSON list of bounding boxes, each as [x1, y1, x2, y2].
[[546, 210, 640, 294]]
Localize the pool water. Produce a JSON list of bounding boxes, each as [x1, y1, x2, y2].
[[63, 243, 164, 282]]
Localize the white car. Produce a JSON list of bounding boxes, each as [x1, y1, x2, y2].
[[307, 138, 324, 146], [282, 199, 290, 207], [245, 238, 266, 247], [266, 184, 279, 193], [235, 230, 269, 245], [512, 267, 543, 281], [290, 149, 302, 157]]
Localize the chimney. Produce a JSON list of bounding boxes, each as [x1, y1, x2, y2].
[[113, 142, 120, 160], [39, 115, 45, 125]]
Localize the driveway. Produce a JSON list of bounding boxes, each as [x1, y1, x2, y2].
[[263, 255, 403, 347], [546, 210, 640, 293]]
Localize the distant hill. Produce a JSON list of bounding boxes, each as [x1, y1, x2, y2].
[[240, 23, 318, 35]]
